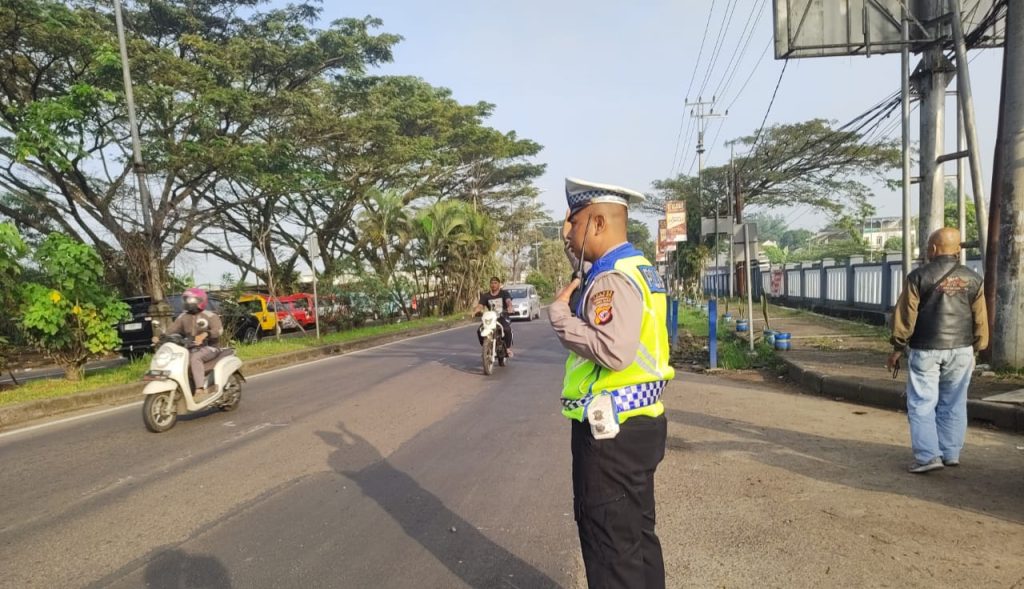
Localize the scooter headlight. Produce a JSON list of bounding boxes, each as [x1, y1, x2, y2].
[[152, 346, 183, 369]]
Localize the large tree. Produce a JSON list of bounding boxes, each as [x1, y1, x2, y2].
[[649, 119, 901, 243], [0, 0, 398, 300]]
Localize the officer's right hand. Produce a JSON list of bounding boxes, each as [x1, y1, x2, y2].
[[555, 278, 581, 305]]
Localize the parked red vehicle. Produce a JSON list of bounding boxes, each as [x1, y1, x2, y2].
[[276, 293, 317, 329]]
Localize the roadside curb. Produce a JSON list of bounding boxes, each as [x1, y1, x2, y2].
[[777, 355, 1024, 433], [0, 318, 474, 431]]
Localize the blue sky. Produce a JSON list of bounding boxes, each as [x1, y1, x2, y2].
[[183, 0, 1006, 283], [314, 0, 1004, 227]]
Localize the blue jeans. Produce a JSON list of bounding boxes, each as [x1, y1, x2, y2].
[[906, 346, 974, 464]]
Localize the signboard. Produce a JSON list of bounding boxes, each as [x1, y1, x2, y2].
[[701, 216, 734, 237], [657, 220, 668, 262], [732, 222, 759, 244], [666, 201, 687, 242], [773, 0, 1005, 59]]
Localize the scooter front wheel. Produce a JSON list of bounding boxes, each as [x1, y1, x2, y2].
[[143, 391, 178, 433], [482, 335, 495, 375]]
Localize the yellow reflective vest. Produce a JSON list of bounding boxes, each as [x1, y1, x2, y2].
[[561, 245, 675, 423]]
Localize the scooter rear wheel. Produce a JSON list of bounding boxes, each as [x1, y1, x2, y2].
[[143, 391, 177, 433], [219, 373, 242, 411]]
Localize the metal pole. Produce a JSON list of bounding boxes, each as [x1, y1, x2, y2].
[[993, 0, 1024, 368], [312, 267, 320, 340], [957, 102, 967, 265], [113, 0, 152, 231], [744, 222, 754, 352], [949, 0, 989, 262], [901, 11, 913, 279], [728, 145, 735, 298]]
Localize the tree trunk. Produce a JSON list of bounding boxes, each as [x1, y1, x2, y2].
[[63, 361, 85, 381]]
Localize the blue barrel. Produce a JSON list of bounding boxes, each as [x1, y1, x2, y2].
[[763, 330, 775, 346], [736, 319, 749, 332], [774, 331, 791, 351]]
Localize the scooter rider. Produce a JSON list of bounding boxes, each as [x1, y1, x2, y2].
[[472, 277, 514, 357], [165, 287, 223, 402]]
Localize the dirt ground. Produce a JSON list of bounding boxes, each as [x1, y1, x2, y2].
[[656, 372, 1024, 588]]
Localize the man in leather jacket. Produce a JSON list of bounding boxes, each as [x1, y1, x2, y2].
[[887, 227, 988, 474]]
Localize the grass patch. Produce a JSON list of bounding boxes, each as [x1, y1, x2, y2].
[[677, 304, 781, 371], [0, 314, 466, 408]]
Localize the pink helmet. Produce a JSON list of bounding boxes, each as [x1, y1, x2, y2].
[[182, 287, 208, 313]]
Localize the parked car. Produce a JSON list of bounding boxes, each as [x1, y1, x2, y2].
[[277, 293, 318, 328], [505, 284, 542, 321], [238, 293, 278, 333], [116, 294, 262, 358]]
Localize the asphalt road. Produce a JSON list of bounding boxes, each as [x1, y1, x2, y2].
[[0, 316, 579, 589], [2, 315, 1023, 588]]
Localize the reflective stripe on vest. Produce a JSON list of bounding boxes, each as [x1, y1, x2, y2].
[[560, 251, 675, 423]]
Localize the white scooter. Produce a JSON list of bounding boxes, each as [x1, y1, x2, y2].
[[478, 310, 508, 375], [141, 333, 244, 432]]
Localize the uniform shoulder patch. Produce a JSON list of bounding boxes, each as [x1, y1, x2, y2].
[[590, 289, 614, 326], [637, 265, 666, 293]]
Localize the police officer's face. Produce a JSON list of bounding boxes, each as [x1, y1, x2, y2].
[[565, 210, 592, 261]]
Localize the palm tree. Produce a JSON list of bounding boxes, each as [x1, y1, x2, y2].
[[356, 190, 413, 317]]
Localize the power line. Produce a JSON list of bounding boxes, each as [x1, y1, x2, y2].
[[671, 1, 718, 179], [739, 58, 789, 177], [711, 0, 769, 102], [725, 36, 773, 112], [697, 0, 740, 99], [683, 0, 718, 101]]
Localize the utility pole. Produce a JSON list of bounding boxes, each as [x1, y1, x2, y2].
[[993, 0, 1024, 369], [686, 97, 726, 291], [114, 0, 170, 329], [728, 145, 735, 298], [913, 45, 954, 256]]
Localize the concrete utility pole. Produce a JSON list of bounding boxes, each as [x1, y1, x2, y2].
[[114, 0, 170, 330], [686, 97, 726, 286], [914, 46, 954, 256], [993, 0, 1024, 369]]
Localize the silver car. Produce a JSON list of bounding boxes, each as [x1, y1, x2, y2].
[[505, 284, 541, 321]]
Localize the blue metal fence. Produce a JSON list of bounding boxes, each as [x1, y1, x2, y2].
[[703, 254, 985, 322]]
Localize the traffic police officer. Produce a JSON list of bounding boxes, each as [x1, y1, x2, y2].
[[550, 178, 675, 589]]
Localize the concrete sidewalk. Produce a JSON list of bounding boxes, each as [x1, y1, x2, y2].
[[723, 304, 1024, 433]]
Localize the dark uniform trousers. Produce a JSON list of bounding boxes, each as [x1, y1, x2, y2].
[[571, 413, 668, 589]]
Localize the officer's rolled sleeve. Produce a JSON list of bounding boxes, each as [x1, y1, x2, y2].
[[549, 272, 642, 371]]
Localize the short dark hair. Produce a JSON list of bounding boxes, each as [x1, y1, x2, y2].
[[489, 276, 501, 283]]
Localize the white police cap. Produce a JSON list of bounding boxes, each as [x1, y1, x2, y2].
[[565, 177, 645, 215]]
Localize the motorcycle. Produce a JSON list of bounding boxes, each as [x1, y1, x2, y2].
[[478, 310, 508, 375], [141, 333, 245, 432]]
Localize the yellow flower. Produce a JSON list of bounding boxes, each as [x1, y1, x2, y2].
[[49, 291, 61, 304], [72, 305, 82, 315]]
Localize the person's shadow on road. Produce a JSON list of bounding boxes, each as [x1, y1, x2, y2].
[[316, 423, 561, 588], [142, 549, 231, 589]]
